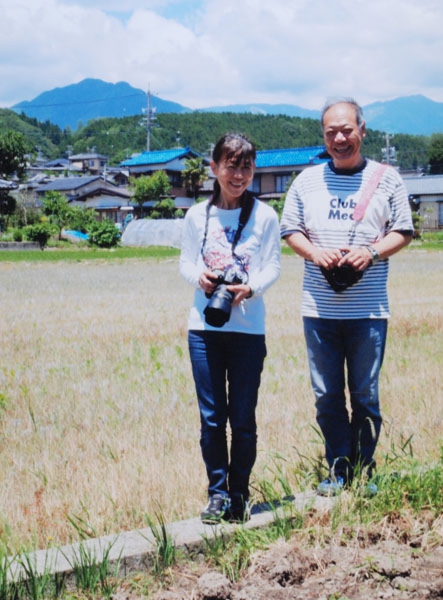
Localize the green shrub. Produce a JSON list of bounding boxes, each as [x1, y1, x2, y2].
[[150, 198, 177, 220], [87, 219, 120, 248], [12, 229, 23, 242], [24, 223, 54, 249], [67, 206, 98, 233]]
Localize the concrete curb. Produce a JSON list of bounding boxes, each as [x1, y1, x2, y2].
[[0, 242, 40, 250], [10, 491, 332, 584]]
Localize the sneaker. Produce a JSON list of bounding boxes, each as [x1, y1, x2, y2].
[[227, 498, 251, 523], [317, 476, 345, 496], [200, 494, 231, 524], [362, 482, 378, 497]]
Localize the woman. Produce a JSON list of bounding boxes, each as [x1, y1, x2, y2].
[[180, 133, 281, 523]]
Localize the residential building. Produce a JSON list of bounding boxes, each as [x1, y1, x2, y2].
[[120, 147, 208, 198], [35, 175, 131, 223], [253, 146, 328, 199], [403, 175, 443, 230], [68, 152, 109, 174]]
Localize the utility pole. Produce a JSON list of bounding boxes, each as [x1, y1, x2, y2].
[[145, 88, 157, 152], [382, 133, 396, 165]]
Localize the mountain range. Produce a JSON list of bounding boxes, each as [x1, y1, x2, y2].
[[12, 78, 443, 136]]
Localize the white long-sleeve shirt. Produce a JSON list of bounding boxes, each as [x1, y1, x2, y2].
[[180, 198, 281, 333]]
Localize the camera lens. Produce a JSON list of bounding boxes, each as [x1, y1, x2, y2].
[[204, 284, 234, 327]]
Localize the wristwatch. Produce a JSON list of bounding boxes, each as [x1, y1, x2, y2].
[[366, 245, 380, 264]]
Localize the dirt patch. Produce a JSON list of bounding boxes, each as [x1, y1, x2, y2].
[[112, 529, 443, 599]]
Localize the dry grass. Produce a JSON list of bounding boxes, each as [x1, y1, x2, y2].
[[0, 249, 441, 552]]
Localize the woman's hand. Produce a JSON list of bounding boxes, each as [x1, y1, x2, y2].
[[198, 270, 221, 296], [199, 271, 252, 305], [226, 284, 253, 306]]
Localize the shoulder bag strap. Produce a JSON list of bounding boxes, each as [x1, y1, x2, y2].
[[353, 164, 388, 222]]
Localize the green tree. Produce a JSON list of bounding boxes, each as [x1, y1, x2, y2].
[[0, 130, 29, 180], [87, 219, 120, 248], [67, 206, 98, 233], [131, 171, 171, 208], [24, 222, 54, 249], [0, 191, 17, 231], [41, 191, 71, 239], [428, 134, 443, 174], [182, 157, 208, 200], [150, 198, 180, 219]]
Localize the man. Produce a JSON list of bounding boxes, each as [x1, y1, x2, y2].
[[280, 98, 413, 496]]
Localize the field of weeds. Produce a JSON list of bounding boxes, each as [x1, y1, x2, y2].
[[0, 249, 441, 555]]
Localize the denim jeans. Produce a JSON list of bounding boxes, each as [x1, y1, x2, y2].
[[188, 330, 267, 500], [303, 317, 388, 480]]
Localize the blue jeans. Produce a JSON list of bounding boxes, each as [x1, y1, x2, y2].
[[303, 317, 388, 480], [188, 331, 267, 500]]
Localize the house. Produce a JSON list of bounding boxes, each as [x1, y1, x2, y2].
[[252, 146, 328, 199], [27, 157, 83, 178], [35, 175, 132, 223], [120, 147, 208, 198], [119, 145, 328, 203], [0, 179, 18, 191], [403, 175, 443, 230], [68, 152, 109, 175]]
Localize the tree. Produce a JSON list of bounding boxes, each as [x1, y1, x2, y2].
[[428, 134, 443, 174], [67, 206, 98, 233], [24, 222, 54, 249], [131, 171, 171, 209], [41, 191, 71, 239], [87, 219, 120, 248], [182, 157, 208, 200], [0, 191, 16, 230], [150, 198, 181, 219], [0, 130, 29, 180]]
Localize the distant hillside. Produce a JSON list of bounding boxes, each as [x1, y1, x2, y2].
[[0, 108, 62, 158], [197, 103, 320, 120], [10, 79, 443, 135], [363, 95, 443, 136], [12, 79, 191, 131]]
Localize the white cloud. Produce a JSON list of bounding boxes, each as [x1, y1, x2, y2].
[[0, 0, 442, 110]]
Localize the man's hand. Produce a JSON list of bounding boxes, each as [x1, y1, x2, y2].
[[337, 247, 373, 271]]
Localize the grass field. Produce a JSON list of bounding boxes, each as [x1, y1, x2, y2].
[[0, 247, 442, 554]]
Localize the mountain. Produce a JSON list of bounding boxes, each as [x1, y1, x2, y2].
[[363, 95, 443, 136], [12, 78, 191, 131], [11, 79, 443, 136]]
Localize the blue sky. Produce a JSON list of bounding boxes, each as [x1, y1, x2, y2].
[[1, 0, 442, 111]]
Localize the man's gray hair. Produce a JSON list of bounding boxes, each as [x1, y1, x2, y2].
[[321, 97, 365, 129]]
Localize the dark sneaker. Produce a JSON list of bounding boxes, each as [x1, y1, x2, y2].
[[200, 494, 231, 524], [227, 498, 251, 523], [317, 475, 345, 496]]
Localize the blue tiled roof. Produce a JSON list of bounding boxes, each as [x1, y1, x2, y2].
[[255, 146, 327, 168], [120, 147, 198, 167]]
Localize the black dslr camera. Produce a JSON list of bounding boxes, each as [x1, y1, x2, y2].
[[204, 268, 243, 327], [320, 251, 363, 293]]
